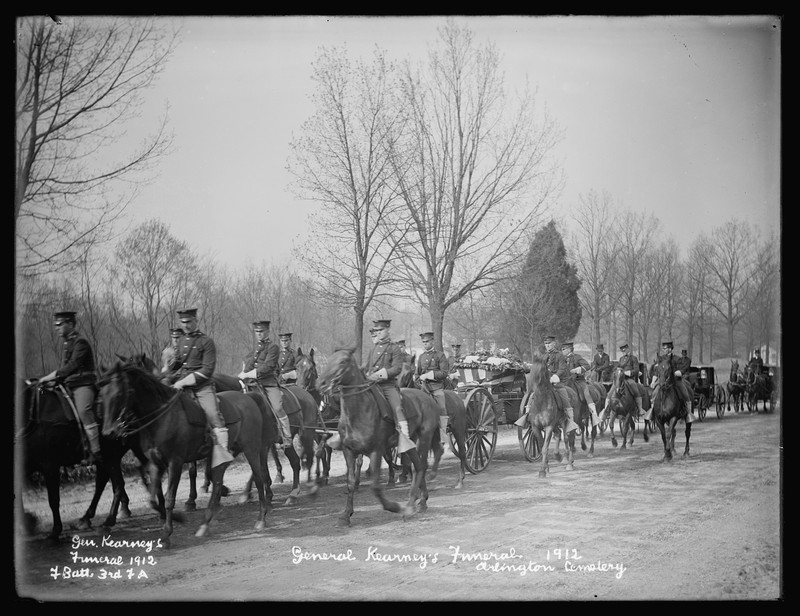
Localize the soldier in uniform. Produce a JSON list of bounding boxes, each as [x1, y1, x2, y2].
[[590, 343, 611, 383], [675, 349, 691, 374], [515, 335, 579, 433], [161, 328, 184, 374], [278, 332, 297, 385], [561, 341, 600, 427], [644, 341, 695, 424], [415, 332, 451, 447], [168, 308, 234, 466], [598, 342, 645, 424], [448, 343, 463, 388], [37, 311, 102, 465], [237, 321, 293, 448]]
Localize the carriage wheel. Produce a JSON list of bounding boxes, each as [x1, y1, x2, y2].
[[517, 422, 543, 462], [462, 386, 498, 473], [696, 394, 707, 421], [715, 389, 725, 419]]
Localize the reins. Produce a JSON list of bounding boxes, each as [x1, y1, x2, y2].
[[103, 370, 183, 437]]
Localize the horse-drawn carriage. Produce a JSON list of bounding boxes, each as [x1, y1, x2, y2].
[[745, 364, 777, 413], [450, 352, 528, 473], [685, 365, 726, 420]]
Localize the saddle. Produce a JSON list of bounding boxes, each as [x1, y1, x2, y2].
[[32, 384, 79, 425]]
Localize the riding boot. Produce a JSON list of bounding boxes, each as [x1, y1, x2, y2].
[[397, 420, 416, 453], [439, 415, 449, 447], [639, 397, 652, 422], [212, 427, 235, 467], [83, 423, 103, 466], [513, 412, 528, 427], [684, 401, 695, 424], [564, 407, 579, 433], [277, 414, 293, 449], [588, 402, 600, 427]]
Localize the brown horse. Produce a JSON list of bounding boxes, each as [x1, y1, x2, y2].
[[294, 348, 332, 486], [726, 359, 746, 412], [98, 362, 273, 547], [518, 353, 576, 478], [562, 375, 605, 457], [316, 348, 440, 525], [603, 366, 647, 449], [652, 358, 692, 462]]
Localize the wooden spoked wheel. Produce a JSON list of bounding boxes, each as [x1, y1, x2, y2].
[[461, 386, 498, 473]]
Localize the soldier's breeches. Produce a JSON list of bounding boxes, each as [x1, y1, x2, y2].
[[194, 385, 224, 429], [265, 386, 287, 419], [431, 388, 447, 416]]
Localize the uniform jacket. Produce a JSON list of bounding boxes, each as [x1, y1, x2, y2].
[[415, 348, 450, 391], [362, 340, 403, 384], [55, 331, 97, 388], [617, 351, 640, 380], [170, 331, 216, 387], [161, 345, 176, 374], [244, 340, 280, 387], [590, 351, 611, 381], [748, 356, 764, 374], [564, 352, 590, 381], [545, 349, 569, 380], [278, 347, 296, 375], [675, 355, 691, 373]]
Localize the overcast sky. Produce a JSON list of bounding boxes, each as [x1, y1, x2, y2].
[[115, 15, 781, 267]]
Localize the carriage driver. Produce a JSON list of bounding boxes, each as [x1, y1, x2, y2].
[[748, 349, 764, 384], [643, 341, 695, 424], [36, 311, 102, 465], [278, 332, 297, 385], [415, 332, 451, 447], [169, 308, 234, 466], [161, 328, 184, 374], [597, 343, 645, 425], [237, 321, 294, 448], [515, 336, 579, 434], [590, 343, 611, 383], [561, 342, 601, 427]]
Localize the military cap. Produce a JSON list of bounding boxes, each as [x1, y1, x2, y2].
[[279, 332, 292, 339], [681, 349, 688, 354], [372, 319, 391, 329], [561, 341, 574, 349], [54, 311, 77, 324], [451, 343, 461, 349], [596, 344, 604, 350], [170, 328, 184, 337], [754, 349, 761, 355], [396, 339, 406, 346], [619, 342, 629, 350], [252, 320, 271, 330], [419, 332, 435, 341], [661, 341, 674, 349], [543, 335, 556, 343], [177, 308, 198, 320]]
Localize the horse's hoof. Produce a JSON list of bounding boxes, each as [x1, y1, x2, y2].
[[195, 524, 208, 537], [308, 484, 319, 498], [220, 485, 231, 497], [566, 463, 574, 471], [538, 471, 547, 478], [275, 474, 284, 484], [336, 517, 351, 527], [120, 505, 131, 518], [417, 502, 428, 513], [428, 471, 438, 481], [554, 453, 563, 462], [401, 504, 416, 520], [611, 439, 618, 448], [201, 485, 209, 494], [454, 480, 464, 490], [238, 493, 250, 505], [284, 496, 297, 506], [255, 520, 265, 531], [76, 518, 91, 531], [184, 501, 197, 512]]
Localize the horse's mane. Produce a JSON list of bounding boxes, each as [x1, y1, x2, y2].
[[108, 362, 174, 401], [525, 353, 549, 392]]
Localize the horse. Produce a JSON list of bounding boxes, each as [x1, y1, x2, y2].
[[603, 366, 647, 449], [651, 358, 692, 462], [17, 378, 165, 543], [316, 347, 440, 526], [726, 360, 747, 412], [294, 348, 333, 486], [744, 366, 773, 413], [562, 375, 605, 457], [517, 354, 576, 478], [98, 362, 273, 547], [212, 371, 318, 506], [396, 359, 469, 489]]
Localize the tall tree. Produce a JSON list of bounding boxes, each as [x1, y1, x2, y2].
[[15, 16, 176, 274], [389, 20, 563, 349], [288, 46, 407, 361]]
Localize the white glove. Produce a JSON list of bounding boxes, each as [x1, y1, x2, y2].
[[172, 373, 197, 390], [238, 369, 257, 380], [570, 367, 581, 374], [449, 372, 459, 380], [369, 368, 388, 381], [38, 371, 58, 383], [420, 371, 435, 381], [549, 374, 560, 384], [624, 370, 631, 377], [283, 370, 297, 380], [674, 370, 682, 377]]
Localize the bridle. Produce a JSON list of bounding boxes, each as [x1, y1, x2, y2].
[[99, 368, 182, 438]]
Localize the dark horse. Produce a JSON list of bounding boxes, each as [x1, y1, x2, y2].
[[294, 348, 332, 486], [744, 365, 774, 413], [562, 375, 606, 457], [726, 359, 747, 412], [652, 358, 692, 462], [316, 348, 440, 526], [17, 378, 167, 543], [212, 370, 318, 506], [98, 362, 273, 547], [518, 354, 576, 478], [604, 366, 649, 450]]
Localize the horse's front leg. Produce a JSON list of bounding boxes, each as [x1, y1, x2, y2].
[[368, 450, 402, 517], [339, 448, 358, 527], [683, 421, 692, 458], [539, 428, 553, 478], [565, 430, 576, 471], [404, 445, 428, 516], [196, 461, 231, 538], [99, 459, 128, 530], [271, 444, 284, 484], [44, 465, 63, 544], [185, 461, 198, 511], [77, 463, 109, 530], [282, 445, 303, 506]]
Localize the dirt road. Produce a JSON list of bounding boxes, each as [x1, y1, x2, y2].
[[15, 407, 782, 602]]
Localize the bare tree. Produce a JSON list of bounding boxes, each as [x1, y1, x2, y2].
[[389, 20, 563, 349], [15, 16, 177, 274], [288, 46, 407, 361]]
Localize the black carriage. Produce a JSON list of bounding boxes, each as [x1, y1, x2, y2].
[[746, 365, 777, 412], [451, 354, 529, 472], [685, 365, 725, 420]]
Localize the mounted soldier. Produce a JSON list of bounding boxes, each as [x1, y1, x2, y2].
[[644, 341, 695, 424], [161, 328, 184, 375], [675, 349, 692, 374], [590, 343, 611, 382], [278, 332, 297, 385], [561, 341, 601, 428], [168, 308, 234, 466], [415, 331, 451, 447], [36, 310, 102, 465], [237, 320, 293, 448], [598, 342, 645, 425], [447, 343, 463, 388]]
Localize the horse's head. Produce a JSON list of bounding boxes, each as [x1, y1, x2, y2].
[[96, 362, 131, 438], [316, 347, 360, 395], [611, 366, 625, 394], [295, 349, 318, 391], [525, 353, 549, 392], [398, 353, 416, 388], [655, 357, 674, 387]]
